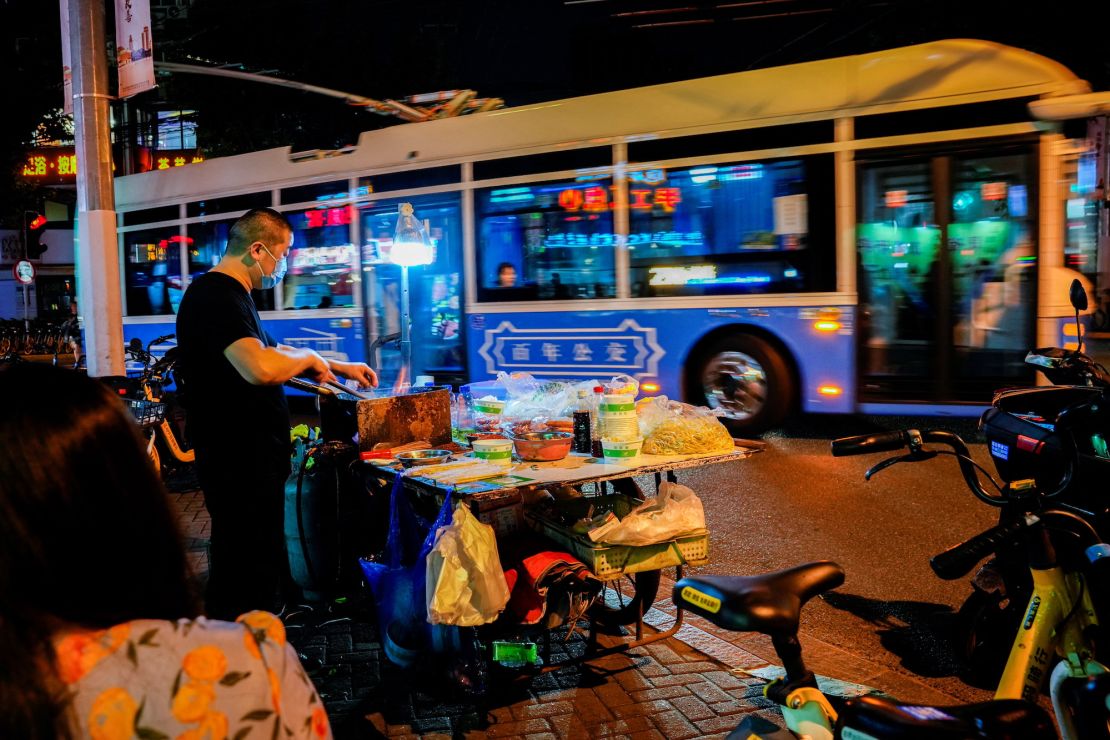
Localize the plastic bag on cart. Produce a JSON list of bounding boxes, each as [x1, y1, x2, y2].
[[588, 482, 706, 546], [426, 504, 511, 626], [359, 477, 462, 667], [637, 396, 734, 455], [496, 371, 599, 427]]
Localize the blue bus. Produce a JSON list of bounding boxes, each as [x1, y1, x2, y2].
[[112, 39, 1105, 432]]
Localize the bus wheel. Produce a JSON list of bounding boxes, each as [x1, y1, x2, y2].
[[692, 334, 793, 434]]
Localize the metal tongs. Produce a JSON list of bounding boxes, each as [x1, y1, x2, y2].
[[323, 378, 373, 400], [284, 377, 373, 400]]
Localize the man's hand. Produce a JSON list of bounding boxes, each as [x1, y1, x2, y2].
[[303, 351, 339, 385], [330, 360, 379, 389]]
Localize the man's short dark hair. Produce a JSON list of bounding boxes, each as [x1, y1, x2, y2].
[[225, 208, 293, 256]]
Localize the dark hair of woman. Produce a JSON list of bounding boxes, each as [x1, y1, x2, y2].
[[0, 363, 200, 739]]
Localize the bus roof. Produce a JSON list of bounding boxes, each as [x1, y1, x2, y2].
[[116, 38, 1088, 209]]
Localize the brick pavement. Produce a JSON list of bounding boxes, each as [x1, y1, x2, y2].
[[169, 488, 937, 738]]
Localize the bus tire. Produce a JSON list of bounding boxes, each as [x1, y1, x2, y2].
[[690, 333, 794, 435]]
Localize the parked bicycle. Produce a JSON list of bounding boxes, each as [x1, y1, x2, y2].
[[672, 426, 1109, 738], [102, 335, 194, 476]]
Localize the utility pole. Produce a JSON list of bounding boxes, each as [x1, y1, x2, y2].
[[69, 0, 125, 376]]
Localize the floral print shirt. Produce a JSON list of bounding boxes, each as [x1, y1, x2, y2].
[[54, 611, 332, 740]]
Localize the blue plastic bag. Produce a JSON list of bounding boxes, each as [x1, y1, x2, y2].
[[360, 476, 460, 667]]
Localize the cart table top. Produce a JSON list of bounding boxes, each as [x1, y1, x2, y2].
[[363, 444, 759, 495]]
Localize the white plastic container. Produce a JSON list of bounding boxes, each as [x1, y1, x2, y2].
[[601, 437, 644, 465], [472, 438, 514, 467], [472, 397, 506, 415], [599, 394, 636, 417]]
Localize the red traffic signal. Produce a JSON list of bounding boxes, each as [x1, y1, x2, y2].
[[23, 211, 48, 259]]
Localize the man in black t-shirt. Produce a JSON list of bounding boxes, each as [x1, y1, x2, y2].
[[177, 208, 377, 619]]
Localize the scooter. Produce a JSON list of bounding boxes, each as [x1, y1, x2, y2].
[[965, 280, 1110, 684]]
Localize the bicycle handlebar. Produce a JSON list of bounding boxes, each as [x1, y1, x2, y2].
[[830, 431, 909, 456], [930, 518, 1030, 580]]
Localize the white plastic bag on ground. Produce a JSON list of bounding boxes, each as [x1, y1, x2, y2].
[[426, 504, 511, 626], [588, 482, 706, 546]]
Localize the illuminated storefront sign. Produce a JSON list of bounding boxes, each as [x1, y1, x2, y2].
[[558, 186, 682, 213], [20, 147, 204, 183], [290, 245, 357, 274], [153, 151, 204, 170], [649, 265, 717, 285], [303, 207, 352, 229], [542, 231, 705, 248], [20, 148, 78, 184]]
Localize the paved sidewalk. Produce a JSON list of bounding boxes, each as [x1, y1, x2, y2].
[[171, 488, 941, 738]]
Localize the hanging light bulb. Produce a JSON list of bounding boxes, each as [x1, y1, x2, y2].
[[390, 202, 434, 267]]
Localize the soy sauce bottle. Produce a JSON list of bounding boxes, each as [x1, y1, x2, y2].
[[573, 390, 592, 454]]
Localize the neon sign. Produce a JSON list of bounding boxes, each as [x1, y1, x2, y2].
[[558, 186, 682, 213], [303, 207, 352, 229], [20, 148, 78, 184]]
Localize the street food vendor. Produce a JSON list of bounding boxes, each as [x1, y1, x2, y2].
[[177, 207, 378, 619]]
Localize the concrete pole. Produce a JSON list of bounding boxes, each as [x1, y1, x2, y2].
[[69, 0, 125, 376]]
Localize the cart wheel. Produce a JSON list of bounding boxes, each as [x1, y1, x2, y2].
[[588, 570, 660, 627]]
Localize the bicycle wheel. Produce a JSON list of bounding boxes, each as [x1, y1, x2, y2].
[[588, 570, 661, 628]]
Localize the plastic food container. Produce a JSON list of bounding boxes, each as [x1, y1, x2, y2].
[[601, 438, 643, 465], [472, 398, 506, 415], [466, 432, 507, 448], [472, 438, 514, 467], [512, 431, 573, 462], [599, 394, 636, 417]]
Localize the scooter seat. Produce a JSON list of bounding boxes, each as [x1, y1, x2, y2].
[[836, 694, 1055, 739], [673, 561, 844, 635]]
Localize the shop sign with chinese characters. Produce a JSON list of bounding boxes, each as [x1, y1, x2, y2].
[[477, 318, 665, 378], [558, 186, 682, 213]]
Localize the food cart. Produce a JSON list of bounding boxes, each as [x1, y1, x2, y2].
[[337, 378, 759, 671]]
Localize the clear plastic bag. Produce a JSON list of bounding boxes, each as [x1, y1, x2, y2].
[[588, 482, 706, 546], [496, 372, 600, 426], [637, 395, 734, 455], [426, 504, 511, 626]]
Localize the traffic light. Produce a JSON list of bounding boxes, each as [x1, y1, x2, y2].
[[23, 211, 47, 259]]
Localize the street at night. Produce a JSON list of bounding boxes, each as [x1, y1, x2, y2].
[[4, 1, 1110, 738]]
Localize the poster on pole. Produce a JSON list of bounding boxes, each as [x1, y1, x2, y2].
[[59, 0, 72, 114], [114, 0, 155, 98]]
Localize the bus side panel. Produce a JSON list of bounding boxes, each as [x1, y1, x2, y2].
[[465, 306, 855, 414]]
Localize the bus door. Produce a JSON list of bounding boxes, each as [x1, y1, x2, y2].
[[856, 144, 1037, 405]]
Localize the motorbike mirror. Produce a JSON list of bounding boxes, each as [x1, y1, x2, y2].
[[1070, 279, 1089, 312], [128, 337, 143, 352]]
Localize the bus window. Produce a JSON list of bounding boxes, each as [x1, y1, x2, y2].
[[122, 226, 185, 316], [628, 157, 835, 298], [358, 193, 464, 382], [857, 159, 938, 389], [282, 206, 358, 310], [475, 179, 617, 302], [950, 150, 1035, 378], [186, 219, 276, 311]]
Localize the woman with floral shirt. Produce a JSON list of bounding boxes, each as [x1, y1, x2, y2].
[[0, 363, 331, 740]]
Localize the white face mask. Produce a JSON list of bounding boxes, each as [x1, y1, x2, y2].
[[255, 243, 288, 289]]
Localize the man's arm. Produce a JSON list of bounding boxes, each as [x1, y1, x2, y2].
[[273, 344, 379, 389], [225, 337, 337, 386]]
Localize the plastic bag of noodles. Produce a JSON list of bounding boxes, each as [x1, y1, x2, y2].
[[637, 396, 734, 455]]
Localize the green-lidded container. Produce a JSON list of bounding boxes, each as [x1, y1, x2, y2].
[[601, 437, 643, 465], [472, 398, 506, 415], [472, 438, 513, 467]]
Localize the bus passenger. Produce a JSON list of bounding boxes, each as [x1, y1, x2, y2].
[[176, 208, 378, 620], [497, 262, 518, 288], [0, 363, 332, 740]]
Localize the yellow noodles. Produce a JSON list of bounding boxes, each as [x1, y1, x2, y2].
[[642, 417, 733, 455]]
